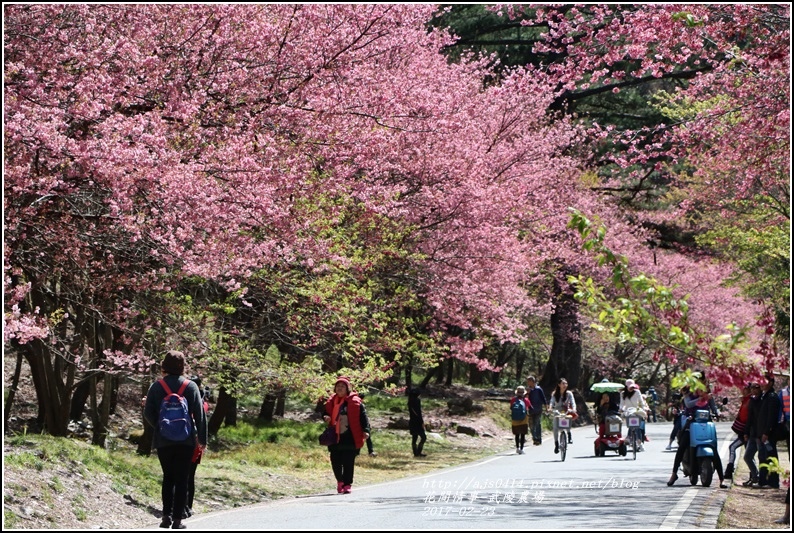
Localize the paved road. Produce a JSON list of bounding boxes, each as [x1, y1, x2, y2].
[[151, 420, 733, 530]]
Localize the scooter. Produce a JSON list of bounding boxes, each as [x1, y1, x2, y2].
[[681, 409, 718, 487]]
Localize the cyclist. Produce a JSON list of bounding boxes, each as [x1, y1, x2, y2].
[[549, 378, 576, 454], [620, 379, 649, 449]]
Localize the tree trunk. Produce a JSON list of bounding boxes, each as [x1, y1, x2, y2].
[[514, 347, 526, 383], [70, 380, 90, 421], [468, 363, 483, 386], [275, 389, 286, 417], [208, 387, 237, 436], [540, 272, 582, 394], [137, 380, 153, 456], [4, 351, 24, 427], [259, 393, 277, 421]]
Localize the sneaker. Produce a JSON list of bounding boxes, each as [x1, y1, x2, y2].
[[568, 435, 573, 444], [368, 452, 378, 457], [342, 484, 352, 494], [644, 436, 650, 442], [516, 447, 521, 454], [724, 463, 734, 479], [171, 521, 186, 530], [665, 443, 673, 451], [159, 517, 173, 529], [742, 477, 759, 487], [533, 440, 541, 446], [518, 448, 524, 454], [554, 442, 559, 454], [337, 481, 344, 494], [774, 517, 789, 524]]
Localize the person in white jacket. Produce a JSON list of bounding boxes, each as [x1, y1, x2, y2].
[[620, 379, 649, 446]]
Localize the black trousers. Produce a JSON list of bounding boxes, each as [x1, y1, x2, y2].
[[156, 445, 194, 519], [412, 428, 427, 456], [330, 449, 358, 485]]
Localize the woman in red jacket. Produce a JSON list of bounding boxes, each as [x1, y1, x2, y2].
[[323, 377, 371, 494], [724, 383, 753, 479]]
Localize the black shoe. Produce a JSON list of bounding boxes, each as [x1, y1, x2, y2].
[[667, 473, 678, 486], [742, 477, 759, 487], [171, 521, 186, 530], [554, 442, 559, 454], [724, 463, 734, 479], [568, 435, 573, 444], [159, 517, 173, 529]]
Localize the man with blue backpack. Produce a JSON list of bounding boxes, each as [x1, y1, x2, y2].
[[144, 350, 208, 530]]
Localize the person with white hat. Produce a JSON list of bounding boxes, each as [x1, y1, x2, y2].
[[620, 379, 649, 447]]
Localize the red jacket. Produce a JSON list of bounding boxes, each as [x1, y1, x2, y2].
[[324, 393, 367, 449]]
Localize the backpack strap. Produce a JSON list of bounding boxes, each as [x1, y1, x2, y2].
[[177, 380, 191, 396], [159, 378, 191, 396]]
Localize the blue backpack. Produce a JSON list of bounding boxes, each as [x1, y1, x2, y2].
[[511, 398, 528, 421], [158, 379, 192, 441]]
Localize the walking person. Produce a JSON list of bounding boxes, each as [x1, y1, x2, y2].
[[724, 382, 753, 480], [526, 376, 547, 446], [742, 383, 763, 486], [755, 374, 781, 489], [323, 376, 370, 494], [510, 386, 532, 454], [359, 393, 377, 457], [143, 350, 208, 530], [408, 388, 427, 457], [666, 387, 687, 450], [184, 376, 210, 519]]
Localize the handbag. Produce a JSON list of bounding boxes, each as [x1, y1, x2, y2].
[[319, 425, 337, 446]]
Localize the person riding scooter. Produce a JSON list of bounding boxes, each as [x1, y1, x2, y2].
[[594, 392, 626, 456], [668, 387, 727, 488]]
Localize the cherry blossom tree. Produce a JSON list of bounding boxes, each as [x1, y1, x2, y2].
[[4, 4, 589, 434], [483, 4, 790, 385]]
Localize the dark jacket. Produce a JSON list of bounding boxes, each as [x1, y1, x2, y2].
[[144, 374, 208, 450], [745, 394, 762, 438], [527, 386, 547, 415], [757, 388, 782, 441]]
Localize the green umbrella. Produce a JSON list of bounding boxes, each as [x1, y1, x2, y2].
[[590, 381, 625, 393]]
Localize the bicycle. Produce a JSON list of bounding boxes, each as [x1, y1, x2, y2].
[[551, 410, 573, 462], [623, 408, 645, 460]]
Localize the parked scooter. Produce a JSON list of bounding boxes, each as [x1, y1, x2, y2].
[[680, 409, 719, 486]]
